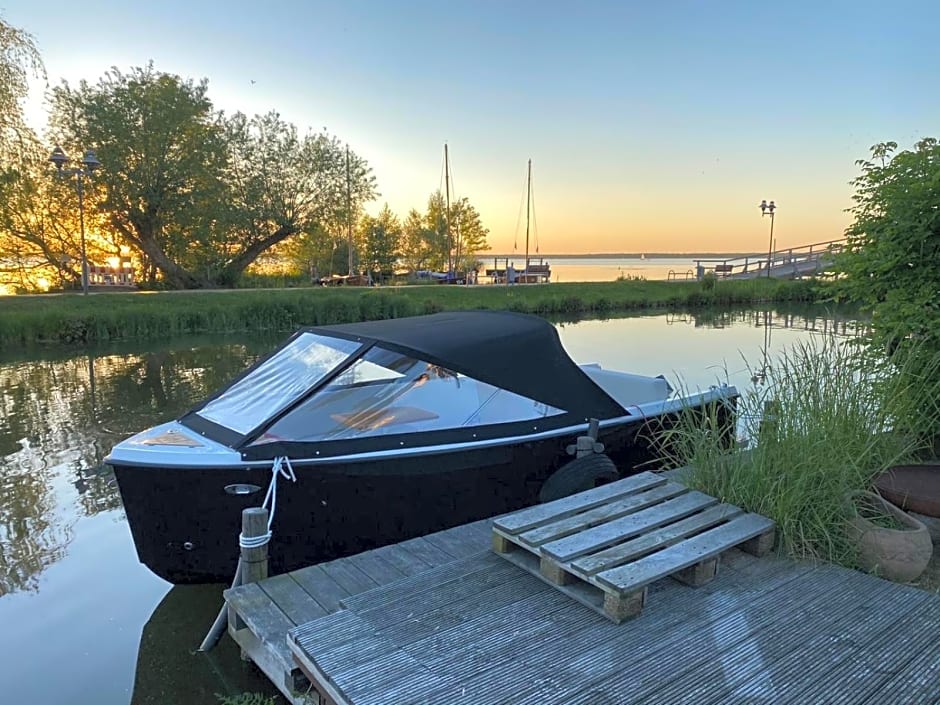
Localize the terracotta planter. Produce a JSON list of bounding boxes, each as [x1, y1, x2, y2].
[[873, 463, 940, 517], [844, 490, 933, 582]]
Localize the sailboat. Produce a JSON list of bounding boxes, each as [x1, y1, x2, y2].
[[516, 159, 550, 284], [416, 144, 465, 284]]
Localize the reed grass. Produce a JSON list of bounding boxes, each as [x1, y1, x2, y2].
[[0, 278, 815, 347], [655, 339, 940, 567]]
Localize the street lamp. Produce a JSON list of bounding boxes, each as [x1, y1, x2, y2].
[[49, 145, 100, 294], [759, 199, 776, 279]]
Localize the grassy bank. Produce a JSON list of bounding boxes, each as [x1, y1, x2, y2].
[[0, 278, 815, 347]]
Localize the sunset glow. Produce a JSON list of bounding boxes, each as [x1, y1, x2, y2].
[[10, 1, 938, 254]]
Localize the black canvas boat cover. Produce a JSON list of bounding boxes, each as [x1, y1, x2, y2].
[[312, 311, 626, 420], [181, 311, 629, 456]]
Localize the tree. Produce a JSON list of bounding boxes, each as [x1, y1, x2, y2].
[[423, 191, 450, 271], [359, 204, 402, 281], [0, 16, 44, 149], [420, 191, 490, 272], [399, 208, 435, 272], [0, 17, 54, 293], [0, 141, 106, 291], [48, 67, 378, 288], [221, 113, 376, 285], [49, 65, 229, 288], [833, 139, 940, 352], [450, 196, 490, 272]]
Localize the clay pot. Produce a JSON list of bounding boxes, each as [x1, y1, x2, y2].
[[844, 490, 933, 582]]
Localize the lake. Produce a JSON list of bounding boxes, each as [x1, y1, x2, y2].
[[479, 255, 722, 282], [0, 305, 862, 704]]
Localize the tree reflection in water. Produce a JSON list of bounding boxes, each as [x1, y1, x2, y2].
[[0, 335, 280, 596]]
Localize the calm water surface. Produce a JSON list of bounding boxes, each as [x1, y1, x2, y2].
[[482, 255, 704, 282], [0, 307, 861, 704]]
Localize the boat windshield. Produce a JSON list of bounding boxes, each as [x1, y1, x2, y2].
[[249, 345, 565, 445], [195, 332, 362, 434]]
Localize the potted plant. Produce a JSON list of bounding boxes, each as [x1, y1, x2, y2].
[[844, 490, 933, 582]]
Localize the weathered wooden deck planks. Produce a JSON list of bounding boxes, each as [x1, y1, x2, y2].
[[286, 545, 940, 705], [224, 519, 493, 703], [225, 481, 940, 705]]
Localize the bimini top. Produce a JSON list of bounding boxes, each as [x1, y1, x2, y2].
[[180, 311, 627, 460]]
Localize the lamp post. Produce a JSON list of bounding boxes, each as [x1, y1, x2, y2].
[[759, 199, 776, 279], [49, 146, 100, 294]]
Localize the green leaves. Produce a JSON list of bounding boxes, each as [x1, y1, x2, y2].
[[832, 138, 940, 353], [0, 16, 44, 147], [41, 65, 377, 289]]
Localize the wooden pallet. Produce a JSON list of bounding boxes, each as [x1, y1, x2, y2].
[[492, 471, 775, 623]]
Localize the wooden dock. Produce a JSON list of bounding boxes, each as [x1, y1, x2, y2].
[[225, 519, 493, 703], [226, 502, 940, 704]]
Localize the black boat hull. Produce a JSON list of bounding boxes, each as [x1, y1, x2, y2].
[[113, 419, 669, 584]]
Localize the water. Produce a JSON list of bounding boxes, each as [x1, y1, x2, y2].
[[0, 306, 862, 704], [480, 255, 708, 282]]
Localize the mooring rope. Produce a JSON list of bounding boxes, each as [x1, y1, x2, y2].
[[238, 456, 296, 550]]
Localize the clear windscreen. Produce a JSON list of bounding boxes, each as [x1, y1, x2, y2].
[[196, 332, 362, 434], [250, 345, 564, 445]]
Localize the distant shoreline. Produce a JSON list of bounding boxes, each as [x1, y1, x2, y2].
[[485, 252, 764, 259]]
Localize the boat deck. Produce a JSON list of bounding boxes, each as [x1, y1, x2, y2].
[[226, 516, 940, 705]]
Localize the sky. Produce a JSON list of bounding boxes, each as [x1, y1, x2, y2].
[[4, 0, 939, 254]]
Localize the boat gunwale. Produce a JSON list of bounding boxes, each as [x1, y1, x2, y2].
[[106, 386, 736, 469]]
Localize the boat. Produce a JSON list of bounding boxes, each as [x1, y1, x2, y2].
[[516, 159, 551, 283], [106, 310, 738, 584]]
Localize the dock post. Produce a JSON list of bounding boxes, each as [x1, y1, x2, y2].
[[234, 507, 269, 661], [197, 506, 269, 653], [241, 507, 270, 584]]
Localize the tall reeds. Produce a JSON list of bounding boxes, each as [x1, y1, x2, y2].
[[656, 338, 940, 566], [0, 278, 815, 347]]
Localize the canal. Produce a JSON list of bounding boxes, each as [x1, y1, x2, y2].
[[0, 305, 862, 704]]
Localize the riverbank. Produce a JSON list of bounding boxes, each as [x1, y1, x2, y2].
[[0, 278, 816, 347]]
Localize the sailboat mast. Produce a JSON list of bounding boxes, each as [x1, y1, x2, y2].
[[524, 158, 531, 277], [346, 145, 353, 276], [444, 144, 453, 274]]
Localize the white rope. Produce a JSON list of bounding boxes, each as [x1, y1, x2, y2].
[[239, 456, 296, 550]]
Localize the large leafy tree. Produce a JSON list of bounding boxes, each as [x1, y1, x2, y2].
[[222, 113, 376, 285], [48, 67, 377, 288], [834, 139, 940, 351], [49, 65, 228, 288]]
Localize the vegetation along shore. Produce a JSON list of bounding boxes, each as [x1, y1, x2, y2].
[[0, 277, 815, 348]]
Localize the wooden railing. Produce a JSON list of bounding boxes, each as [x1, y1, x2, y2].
[[693, 238, 846, 280]]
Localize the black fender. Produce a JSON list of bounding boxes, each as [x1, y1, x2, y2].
[[538, 453, 619, 503]]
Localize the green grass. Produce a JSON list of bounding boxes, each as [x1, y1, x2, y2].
[[654, 339, 940, 568], [0, 278, 815, 347]]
